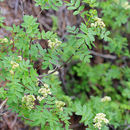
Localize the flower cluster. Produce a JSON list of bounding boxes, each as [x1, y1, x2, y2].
[[55, 100, 65, 111], [0, 38, 13, 44], [11, 61, 19, 69], [10, 60, 20, 74], [101, 96, 111, 102], [93, 113, 109, 130], [37, 84, 52, 101], [22, 95, 36, 110], [122, 2, 130, 10], [0, 38, 8, 43], [114, 0, 130, 10], [91, 17, 105, 29], [9, 70, 14, 75], [48, 38, 61, 48]]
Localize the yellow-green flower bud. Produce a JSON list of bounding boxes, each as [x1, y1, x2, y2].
[[55, 100, 65, 111], [10, 70, 14, 75], [22, 95, 36, 110], [101, 96, 111, 102], [11, 61, 19, 69]]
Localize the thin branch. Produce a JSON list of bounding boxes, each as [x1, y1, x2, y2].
[[59, 68, 68, 95], [10, 115, 18, 129], [14, 0, 19, 16], [18, 82, 31, 91], [2, 114, 12, 130], [22, 116, 34, 122], [19, 0, 25, 16], [38, 18, 52, 30], [0, 98, 8, 110], [38, 55, 73, 78], [88, 50, 117, 60], [38, 66, 58, 78], [37, 10, 42, 18], [37, 78, 45, 86]]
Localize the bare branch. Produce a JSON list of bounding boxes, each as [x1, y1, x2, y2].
[[89, 50, 117, 60], [38, 66, 59, 78], [22, 116, 34, 122], [0, 98, 8, 110]]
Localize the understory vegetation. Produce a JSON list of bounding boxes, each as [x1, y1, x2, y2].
[[0, 0, 130, 130]]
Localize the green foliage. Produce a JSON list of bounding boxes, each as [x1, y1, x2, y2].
[[0, 13, 71, 129], [67, 62, 129, 102], [73, 96, 124, 129], [98, 0, 130, 56], [34, 0, 63, 10], [0, 0, 129, 129], [0, 16, 5, 27], [51, 15, 59, 31]]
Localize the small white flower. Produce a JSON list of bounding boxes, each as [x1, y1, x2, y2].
[[92, 17, 105, 29], [91, 23, 95, 27], [44, 83, 49, 88], [59, 107, 63, 111], [11, 61, 19, 69], [101, 96, 111, 102], [103, 118, 109, 124], [12, 63, 19, 69], [48, 38, 61, 48], [37, 84, 52, 102], [94, 122, 102, 130], [18, 56, 22, 61], [10, 61, 15, 65], [48, 40, 55, 48], [93, 113, 109, 129], [10, 70, 14, 75], [37, 96, 44, 101], [48, 91, 52, 95]]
